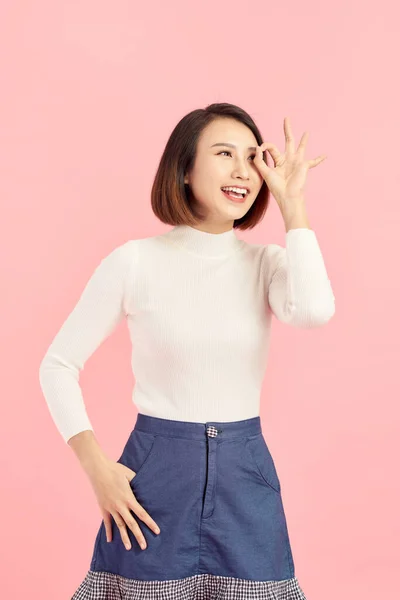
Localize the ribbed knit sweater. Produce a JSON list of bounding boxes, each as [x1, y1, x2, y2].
[[39, 225, 335, 444]]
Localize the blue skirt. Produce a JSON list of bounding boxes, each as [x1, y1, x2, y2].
[[72, 413, 307, 599]]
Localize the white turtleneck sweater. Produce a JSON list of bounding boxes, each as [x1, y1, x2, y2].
[[39, 225, 335, 444]]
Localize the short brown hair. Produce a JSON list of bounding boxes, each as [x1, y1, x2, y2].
[[151, 102, 270, 230]]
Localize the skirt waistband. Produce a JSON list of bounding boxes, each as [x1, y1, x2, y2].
[[134, 413, 262, 441]]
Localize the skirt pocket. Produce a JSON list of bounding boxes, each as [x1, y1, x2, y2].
[[244, 433, 281, 493], [116, 429, 158, 487]]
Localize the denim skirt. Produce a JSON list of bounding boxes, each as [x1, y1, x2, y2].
[[72, 413, 307, 599]]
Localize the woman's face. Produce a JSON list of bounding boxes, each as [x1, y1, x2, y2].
[[184, 118, 264, 230]]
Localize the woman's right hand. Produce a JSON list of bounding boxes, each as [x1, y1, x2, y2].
[[85, 458, 161, 551]]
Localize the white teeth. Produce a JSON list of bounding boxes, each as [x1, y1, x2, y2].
[[222, 187, 247, 196]]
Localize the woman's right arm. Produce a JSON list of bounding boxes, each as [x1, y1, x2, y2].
[[38, 241, 136, 445], [38, 241, 161, 548]]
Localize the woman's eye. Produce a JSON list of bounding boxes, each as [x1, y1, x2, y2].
[[218, 151, 255, 161]]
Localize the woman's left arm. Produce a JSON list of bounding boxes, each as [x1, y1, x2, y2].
[[266, 223, 336, 328], [255, 117, 335, 327]]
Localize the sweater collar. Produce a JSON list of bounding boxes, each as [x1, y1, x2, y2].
[[162, 224, 242, 258]]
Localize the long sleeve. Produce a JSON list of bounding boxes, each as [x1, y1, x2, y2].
[[39, 241, 135, 444], [265, 228, 336, 328]]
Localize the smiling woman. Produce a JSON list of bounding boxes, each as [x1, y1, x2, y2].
[[150, 102, 271, 232], [39, 102, 335, 600], [182, 117, 266, 227]]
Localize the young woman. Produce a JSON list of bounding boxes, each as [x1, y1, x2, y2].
[[39, 103, 335, 599]]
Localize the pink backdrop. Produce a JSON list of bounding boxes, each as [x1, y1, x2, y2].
[[1, 1, 399, 598]]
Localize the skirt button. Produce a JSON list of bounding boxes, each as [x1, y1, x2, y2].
[[206, 425, 219, 437]]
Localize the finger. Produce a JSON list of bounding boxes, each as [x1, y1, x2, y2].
[[127, 470, 137, 484], [102, 510, 113, 543], [258, 142, 281, 167], [112, 511, 135, 550], [254, 146, 272, 178], [283, 117, 295, 155], [129, 496, 161, 535], [118, 506, 148, 550], [297, 131, 309, 158], [308, 154, 327, 168]]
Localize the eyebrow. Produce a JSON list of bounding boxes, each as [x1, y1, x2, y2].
[[210, 142, 257, 151]]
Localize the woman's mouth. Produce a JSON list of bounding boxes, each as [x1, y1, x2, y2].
[[221, 188, 248, 203]]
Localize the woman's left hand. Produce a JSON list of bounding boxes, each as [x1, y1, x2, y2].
[[254, 116, 327, 208]]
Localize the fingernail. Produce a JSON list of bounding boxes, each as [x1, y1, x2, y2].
[[140, 542, 146, 550], [154, 527, 160, 534]]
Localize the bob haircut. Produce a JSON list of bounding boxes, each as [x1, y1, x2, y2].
[[151, 102, 270, 231]]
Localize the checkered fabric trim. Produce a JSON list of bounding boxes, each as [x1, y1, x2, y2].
[[72, 571, 307, 600]]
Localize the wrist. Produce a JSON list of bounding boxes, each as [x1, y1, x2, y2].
[[68, 430, 110, 472], [280, 199, 310, 232]]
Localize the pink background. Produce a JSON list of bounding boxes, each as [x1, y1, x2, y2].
[[1, 1, 399, 598]]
